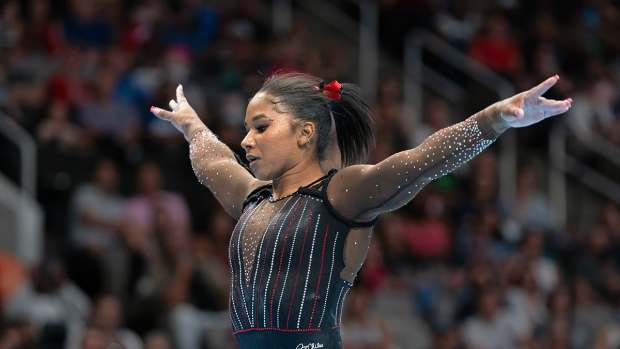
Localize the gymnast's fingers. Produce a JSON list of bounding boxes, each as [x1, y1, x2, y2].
[[528, 75, 559, 99], [540, 97, 572, 118], [169, 99, 178, 111], [176, 84, 187, 105], [150, 106, 173, 120]]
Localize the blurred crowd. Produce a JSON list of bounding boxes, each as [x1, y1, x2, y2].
[[1, 0, 620, 348]]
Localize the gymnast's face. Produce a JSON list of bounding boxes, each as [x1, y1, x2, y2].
[[241, 92, 316, 180]]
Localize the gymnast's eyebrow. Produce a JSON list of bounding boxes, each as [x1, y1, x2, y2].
[[244, 114, 270, 131]]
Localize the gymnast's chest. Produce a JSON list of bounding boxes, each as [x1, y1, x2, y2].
[[230, 197, 321, 263]]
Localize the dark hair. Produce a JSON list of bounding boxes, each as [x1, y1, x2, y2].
[[258, 72, 374, 166]]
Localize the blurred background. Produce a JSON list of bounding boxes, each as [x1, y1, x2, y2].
[[1, 0, 620, 348]]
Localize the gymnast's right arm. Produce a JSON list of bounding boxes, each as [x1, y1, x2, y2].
[[151, 85, 270, 219]]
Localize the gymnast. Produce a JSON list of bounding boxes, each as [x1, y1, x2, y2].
[[150, 72, 571, 348]]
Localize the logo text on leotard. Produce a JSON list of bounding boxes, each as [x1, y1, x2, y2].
[[295, 342, 324, 349]]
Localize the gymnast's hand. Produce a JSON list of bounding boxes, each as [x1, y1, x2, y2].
[[150, 84, 205, 141], [494, 75, 572, 130]]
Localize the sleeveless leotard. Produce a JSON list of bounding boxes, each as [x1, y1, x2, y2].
[[229, 169, 375, 348]]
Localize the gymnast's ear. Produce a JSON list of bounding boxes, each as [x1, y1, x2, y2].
[[297, 121, 316, 148]]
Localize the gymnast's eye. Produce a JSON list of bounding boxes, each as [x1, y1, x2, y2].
[[256, 125, 268, 133]]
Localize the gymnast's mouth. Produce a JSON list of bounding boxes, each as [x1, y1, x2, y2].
[[246, 155, 260, 165]]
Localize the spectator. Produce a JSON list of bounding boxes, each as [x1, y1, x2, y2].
[[462, 286, 528, 349], [0, 254, 27, 313], [122, 161, 190, 259], [3, 258, 90, 347], [469, 12, 523, 78], [570, 276, 615, 348], [434, 2, 480, 50], [69, 158, 127, 297], [77, 64, 141, 145], [455, 205, 509, 265], [566, 77, 617, 142], [121, 161, 191, 333], [67, 294, 142, 349], [413, 98, 454, 146], [0, 318, 36, 349], [359, 241, 389, 293], [166, 233, 232, 349], [403, 193, 452, 260], [502, 163, 557, 242], [519, 229, 559, 295], [37, 101, 83, 150], [505, 263, 548, 340], [544, 286, 572, 349], [144, 331, 172, 349], [415, 266, 470, 331], [341, 289, 392, 349], [46, 46, 89, 105], [370, 276, 432, 349], [2, 70, 47, 133], [78, 327, 109, 349], [62, 0, 113, 48]]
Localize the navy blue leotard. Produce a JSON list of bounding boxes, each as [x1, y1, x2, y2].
[[229, 169, 374, 348]]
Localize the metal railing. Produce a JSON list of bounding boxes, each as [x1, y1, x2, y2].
[[0, 113, 42, 266], [0, 113, 37, 196], [273, 0, 379, 103], [549, 124, 620, 228], [404, 30, 517, 206], [358, 0, 379, 105]]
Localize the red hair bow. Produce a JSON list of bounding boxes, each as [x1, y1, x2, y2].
[[320, 80, 342, 101]]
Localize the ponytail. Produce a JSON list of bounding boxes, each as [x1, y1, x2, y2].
[[331, 83, 375, 166]]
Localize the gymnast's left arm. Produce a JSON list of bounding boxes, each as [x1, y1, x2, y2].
[[326, 75, 573, 223]]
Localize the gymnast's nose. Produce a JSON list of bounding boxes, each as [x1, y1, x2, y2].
[[241, 131, 255, 151]]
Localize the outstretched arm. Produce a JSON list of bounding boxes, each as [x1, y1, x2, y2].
[[151, 85, 269, 219], [327, 75, 573, 222]]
